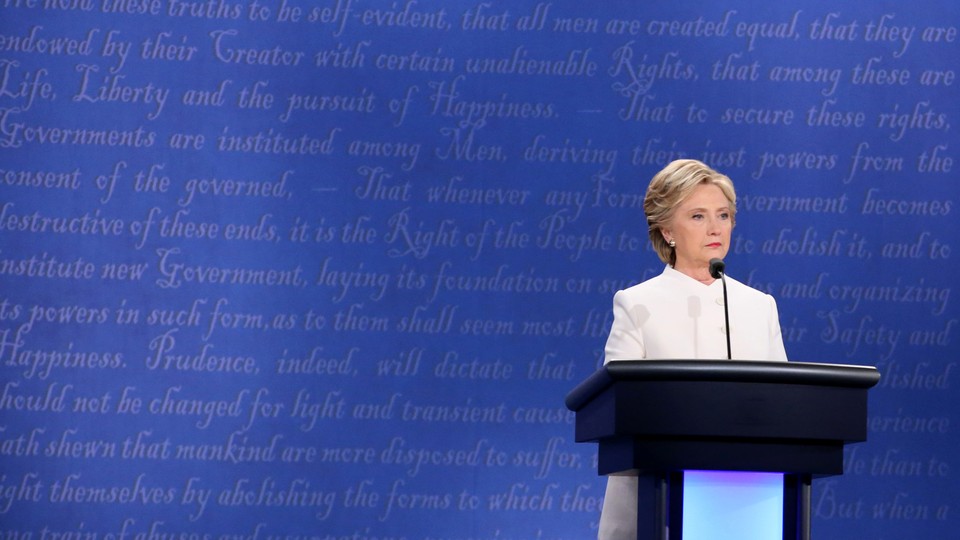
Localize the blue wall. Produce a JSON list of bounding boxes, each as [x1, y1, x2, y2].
[[1, 1, 957, 538]]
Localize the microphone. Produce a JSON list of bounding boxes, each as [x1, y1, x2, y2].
[[709, 258, 725, 279], [710, 258, 732, 360]]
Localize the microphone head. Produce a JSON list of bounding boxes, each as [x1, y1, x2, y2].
[[709, 258, 725, 279]]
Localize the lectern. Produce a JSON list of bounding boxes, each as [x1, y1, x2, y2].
[[565, 360, 880, 540]]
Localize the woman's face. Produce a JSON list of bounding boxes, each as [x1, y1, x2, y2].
[[662, 183, 733, 273]]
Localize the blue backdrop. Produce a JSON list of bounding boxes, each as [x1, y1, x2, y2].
[[1, 1, 957, 538]]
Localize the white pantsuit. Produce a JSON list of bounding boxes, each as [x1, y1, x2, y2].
[[597, 265, 788, 539]]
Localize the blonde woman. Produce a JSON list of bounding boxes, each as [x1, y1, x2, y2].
[[598, 159, 788, 539]]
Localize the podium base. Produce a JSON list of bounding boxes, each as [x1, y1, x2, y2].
[[634, 471, 810, 540]]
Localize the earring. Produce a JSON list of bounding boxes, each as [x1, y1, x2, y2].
[[668, 239, 676, 248]]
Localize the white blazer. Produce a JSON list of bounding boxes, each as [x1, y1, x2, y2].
[[598, 265, 788, 539]]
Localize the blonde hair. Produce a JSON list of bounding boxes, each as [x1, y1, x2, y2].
[[644, 159, 737, 265]]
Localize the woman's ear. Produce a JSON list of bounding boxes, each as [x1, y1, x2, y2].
[[659, 228, 671, 244]]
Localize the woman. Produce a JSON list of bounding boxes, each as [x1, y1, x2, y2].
[[598, 159, 788, 539]]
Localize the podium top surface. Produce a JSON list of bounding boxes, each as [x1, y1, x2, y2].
[[565, 360, 880, 411]]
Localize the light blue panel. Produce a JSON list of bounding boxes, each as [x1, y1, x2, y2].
[[683, 471, 784, 540]]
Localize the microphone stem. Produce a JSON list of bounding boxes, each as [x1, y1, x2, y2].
[[720, 273, 731, 360]]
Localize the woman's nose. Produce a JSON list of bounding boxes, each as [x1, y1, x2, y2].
[[707, 216, 721, 233]]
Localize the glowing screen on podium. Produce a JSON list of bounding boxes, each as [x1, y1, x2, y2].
[[682, 471, 784, 540]]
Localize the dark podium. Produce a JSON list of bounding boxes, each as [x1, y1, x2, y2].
[[565, 360, 880, 540]]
